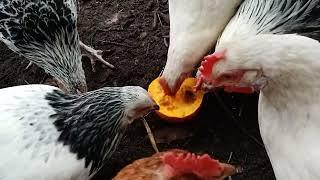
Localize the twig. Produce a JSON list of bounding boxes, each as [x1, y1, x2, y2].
[[142, 117, 159, 153], [25, 62, 33, 70], [101, 40, 137, 48], [162, 9, 169, 13], [227, 152, 233, 163], [152, 12, 158, 29], [163, 37, 169, 47], [97, 27, 126, 32], [157, 13, 163, 26], [89, 31, 95, 47], [182, 138, 192, 147], [227, 151, 245, 178], [238, 104, 245, 117], [159, 67, 164, 77], [145, 43, 150, 57], [213, 91, 264, 148], [158, 12, 169, 24]]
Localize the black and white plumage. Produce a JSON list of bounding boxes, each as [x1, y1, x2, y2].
[[0, 0, 113, 94], [0, 84, 158, 180], [217, 0, 320, 46]]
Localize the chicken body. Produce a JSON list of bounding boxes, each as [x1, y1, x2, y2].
[[0, 84, 158, 180], [113, 149, 240, 180], [255, 36, 320, 180], [159, 0, 241, 94], [197, 34, 320, 179]]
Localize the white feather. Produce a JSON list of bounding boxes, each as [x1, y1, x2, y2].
[[217, 0, 320, 47], [259, 92, 320, 180], [0, 85, 89, 180]]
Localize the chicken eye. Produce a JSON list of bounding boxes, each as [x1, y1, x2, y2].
[[223, 74, 232, 79]]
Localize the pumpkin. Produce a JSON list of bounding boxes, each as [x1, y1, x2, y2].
[[148, 77, 205, 122]]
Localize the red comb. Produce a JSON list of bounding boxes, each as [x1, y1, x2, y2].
[[194, 52, 225, 91], [199, 51, 225, 80], [162, 151, 223, 178]]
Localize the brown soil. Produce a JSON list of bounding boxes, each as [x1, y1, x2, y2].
[[0, 0, 275, 179]]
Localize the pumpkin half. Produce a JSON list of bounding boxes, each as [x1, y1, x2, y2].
[[148, 77, 205, 122]]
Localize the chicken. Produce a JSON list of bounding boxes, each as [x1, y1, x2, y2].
[[196, 0, 320, 90], [195, 34, 320, 179], [159, 0, 242, 95], [113, 149, 242, 180], [0, 0, 114, 94], [0, 84, 159, 180]]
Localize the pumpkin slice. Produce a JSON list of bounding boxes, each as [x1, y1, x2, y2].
[[148, 77, 205, 122]]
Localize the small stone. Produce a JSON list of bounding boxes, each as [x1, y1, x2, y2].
[[139, 32, 148, 40]]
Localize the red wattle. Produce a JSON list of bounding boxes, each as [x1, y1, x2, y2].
[[200, 52, 224, 79]]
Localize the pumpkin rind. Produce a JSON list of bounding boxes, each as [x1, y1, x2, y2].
[[148, 78, 204, 122]]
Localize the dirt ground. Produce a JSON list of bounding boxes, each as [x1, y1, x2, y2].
[[0, 0, 275, 179]]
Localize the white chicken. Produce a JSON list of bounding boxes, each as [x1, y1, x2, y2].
[[159, 0, 242, 94], [195, 34, 320, 179], [161, 0, 320, 94], [0, 84, 159, 180]]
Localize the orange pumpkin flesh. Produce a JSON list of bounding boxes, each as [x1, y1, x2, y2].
[[148, 78, 205, 122]]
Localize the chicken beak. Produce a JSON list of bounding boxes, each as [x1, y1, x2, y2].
[[219, 163, 243, 179], [159, 78, 180, 95], [159, 72, 190, 95], [159, 77, 174, 95]]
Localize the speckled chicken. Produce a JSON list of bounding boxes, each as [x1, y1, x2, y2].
[[0, 84, 158, 180], [113, 149, 242, 180], [0, 0, 114, 94]]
